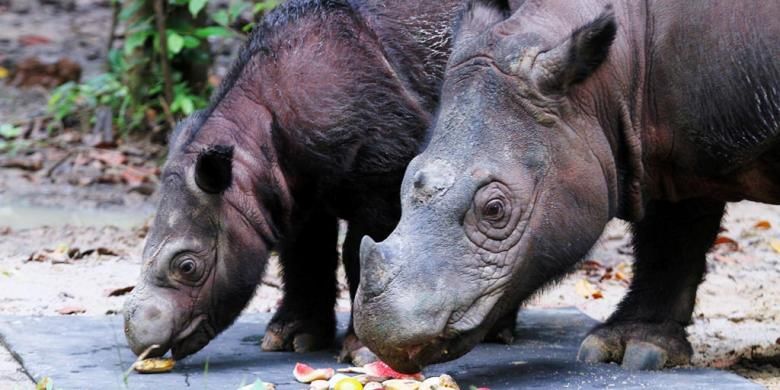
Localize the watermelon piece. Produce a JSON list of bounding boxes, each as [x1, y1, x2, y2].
[[339, 361, 424, 381], [292, 362, 335, 383]]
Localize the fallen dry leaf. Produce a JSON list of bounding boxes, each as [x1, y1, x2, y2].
[[56, 305, 86, 315], [713, 236, 739, 251], [89, 149, 126, 167], [105, 285, 134, 297], [581, 259, 602, 271], [754, 220, 772, 230], [18, 34, 51, 46]]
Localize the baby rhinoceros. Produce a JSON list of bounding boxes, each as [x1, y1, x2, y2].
[[122, 0, 522, 365], [355, 0, 780, 373]]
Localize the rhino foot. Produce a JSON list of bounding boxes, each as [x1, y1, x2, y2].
[[577, 321, 692, 370], [261, 313, 335, 353], [338, 332, 378, 366]]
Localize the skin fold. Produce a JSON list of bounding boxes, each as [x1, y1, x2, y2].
[[355, 0, 780, 373]]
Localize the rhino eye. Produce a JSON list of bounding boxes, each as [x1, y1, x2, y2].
[[179, 259, 196, 275], [483, 199, 505, 220], [171, 255, 204, 284]]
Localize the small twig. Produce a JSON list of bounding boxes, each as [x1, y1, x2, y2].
[[158, 96, 176, 129], [153, 0, 173, 106], [123, 343, 160, 380], [105, 0, 120, 71], [45, 150, 75, 178]]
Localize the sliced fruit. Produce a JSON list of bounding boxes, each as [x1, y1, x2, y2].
[[364, 383, 384, 390], [293, 362, 335, 383], [133, 358, 175, 374], [339, 361, 424, 381], [334, 377, 364, 390], [308, 380, 329, 390], [382, 379, 421, 390]]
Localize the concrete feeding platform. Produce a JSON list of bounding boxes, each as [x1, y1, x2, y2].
[[0, 308, 759, 389]]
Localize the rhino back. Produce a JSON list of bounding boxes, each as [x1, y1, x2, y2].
[[649, 0, 780, 172]]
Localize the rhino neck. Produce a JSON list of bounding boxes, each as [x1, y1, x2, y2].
[[353, 0, 465, 115], [567, 1, 650, 222]]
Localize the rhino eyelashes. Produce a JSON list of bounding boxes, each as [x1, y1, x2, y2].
[[195, 145, 234, 194]]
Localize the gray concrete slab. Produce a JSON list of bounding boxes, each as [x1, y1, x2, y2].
[[0, 308, 761, 389]]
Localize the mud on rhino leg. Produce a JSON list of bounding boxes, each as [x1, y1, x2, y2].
[[338, 224, 379, 366], [578, 198, 725, 370], [262, 211, 339, 353]]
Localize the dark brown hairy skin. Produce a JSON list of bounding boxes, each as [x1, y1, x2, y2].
[[355, 0, 780, 373], [123, 0, 526, 364]]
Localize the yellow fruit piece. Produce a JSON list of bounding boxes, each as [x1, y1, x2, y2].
[[771, 239, 780, 254], [574, 279, 600, 298], [334, 377, 364, 390], [133, 358, 175, 374]]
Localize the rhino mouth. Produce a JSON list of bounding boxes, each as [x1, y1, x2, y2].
[[383, 326, 486, 373], [170, 314, 216, 360]]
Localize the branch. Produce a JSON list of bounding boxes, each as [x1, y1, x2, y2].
[[152, 0, 174, 106]]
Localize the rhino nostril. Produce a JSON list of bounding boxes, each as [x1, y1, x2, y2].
[[413, 171, 427, 189]]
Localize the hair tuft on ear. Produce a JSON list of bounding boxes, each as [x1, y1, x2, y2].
[[566, 5, 617, 85], [195, 145, 234, 194], [531, 6, 617, 95]]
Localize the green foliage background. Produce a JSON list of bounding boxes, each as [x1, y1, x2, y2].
[[48, 0, 277, 137]]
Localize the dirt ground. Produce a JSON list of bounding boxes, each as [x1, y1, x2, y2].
[[0, 0, 779, 388]]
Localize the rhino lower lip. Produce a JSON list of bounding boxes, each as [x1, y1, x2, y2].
[[174, 314, 211, 343]]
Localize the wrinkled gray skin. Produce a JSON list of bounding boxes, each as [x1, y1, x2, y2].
[[356, 0, 780, 373], [123, 139, 274, 358]]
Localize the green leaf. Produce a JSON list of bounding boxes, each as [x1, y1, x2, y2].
[[181, 96, 195, 115], [194, 26, 233, 38], [212, 9, 229, 26], [167, 31, 185, 55], [0, 124, 23, 139], [183, 35, 201, 49], [229, 1, 250, 20], [188, 0, 207, 17], [124, 30, 151, 56], [253, 0, 279, 14]]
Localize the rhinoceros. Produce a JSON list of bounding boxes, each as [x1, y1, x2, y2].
[[355, 0, 780, 372]]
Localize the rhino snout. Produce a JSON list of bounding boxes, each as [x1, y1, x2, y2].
[[123, 288, 176, 357], [355, 237, 456, 372]]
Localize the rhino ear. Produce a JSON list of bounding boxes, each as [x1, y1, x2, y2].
[[532, 7, 616, 95], [194, 145, 234, 194]]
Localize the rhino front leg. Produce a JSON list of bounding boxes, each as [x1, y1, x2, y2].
[[339, 224, 380, 366], [578, 198, 725, 370], [262, 211, 339, 353]]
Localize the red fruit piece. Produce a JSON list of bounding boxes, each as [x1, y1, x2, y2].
[[350, 361, 424, 381], [293, 362, 335, 383]]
